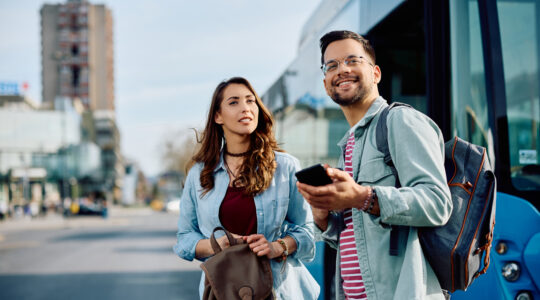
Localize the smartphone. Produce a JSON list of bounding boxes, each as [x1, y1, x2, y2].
[[295, 164, 333, 186]]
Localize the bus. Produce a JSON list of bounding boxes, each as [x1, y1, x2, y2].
[[263, 0, 540, 299]]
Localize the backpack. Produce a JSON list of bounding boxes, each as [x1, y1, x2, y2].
[[200, 227, 274, 300], [375, 102, 497, 292]]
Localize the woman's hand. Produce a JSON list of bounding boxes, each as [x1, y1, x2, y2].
[[244, 234, 282, 259], [215, 232, 242, 252]]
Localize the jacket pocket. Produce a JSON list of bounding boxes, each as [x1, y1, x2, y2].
[[357, 158, 394, 185]]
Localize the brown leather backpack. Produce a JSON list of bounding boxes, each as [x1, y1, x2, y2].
[[201, 227, 274, 300]]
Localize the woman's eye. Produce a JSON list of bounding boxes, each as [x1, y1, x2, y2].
[[229, 101, 238, 105]]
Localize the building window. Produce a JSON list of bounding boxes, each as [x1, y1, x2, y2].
[[71, 66, 80, 87], [70, 14, 78, 31], [71, 44, 79, 56]]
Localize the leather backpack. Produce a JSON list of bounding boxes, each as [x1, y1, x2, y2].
[[201, 227, 274, 300]]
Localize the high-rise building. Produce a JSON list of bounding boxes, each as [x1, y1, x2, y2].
[[41, 0, 114, 111], [41, 0, 122, 204]]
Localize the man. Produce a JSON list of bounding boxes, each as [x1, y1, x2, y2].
[[296, 30, 452, 299]]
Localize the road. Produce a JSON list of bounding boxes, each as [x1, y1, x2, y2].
[[0, 207, 201, 300]]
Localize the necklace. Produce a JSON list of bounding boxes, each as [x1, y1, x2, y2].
[[223, 159, 238, 179], [224, 149, 250, 157]]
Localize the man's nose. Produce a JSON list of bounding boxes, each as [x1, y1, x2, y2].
[[337, 61, 352, 73]]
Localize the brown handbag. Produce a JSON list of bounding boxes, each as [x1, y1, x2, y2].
[[201, 227, 274, 300]]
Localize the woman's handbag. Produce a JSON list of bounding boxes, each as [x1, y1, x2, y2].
[[201, 227, 274, 300]]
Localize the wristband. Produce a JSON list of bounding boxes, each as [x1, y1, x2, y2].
[[367, 187, 377, 214], [360, 186, 372, 211], [277, 238, 288, 261]]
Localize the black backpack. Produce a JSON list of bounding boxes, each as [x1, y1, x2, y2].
[[376, 102, 497, 292]]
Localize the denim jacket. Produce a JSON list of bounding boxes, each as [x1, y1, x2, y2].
[[318, 97, 452, 300], [174, 151, 320, 300]]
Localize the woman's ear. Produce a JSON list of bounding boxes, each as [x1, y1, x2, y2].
[[215, 111, 223, 125]]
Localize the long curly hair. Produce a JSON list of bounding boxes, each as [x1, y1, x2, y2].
[[190, 77, 282, 196]]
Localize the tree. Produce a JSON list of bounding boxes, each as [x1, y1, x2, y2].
[[160, 128, 199, 175]]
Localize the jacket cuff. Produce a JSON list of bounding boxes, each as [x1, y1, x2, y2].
[[376, 186, 409, 223]]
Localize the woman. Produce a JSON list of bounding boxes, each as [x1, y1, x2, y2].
[[173, 77, 319, 299]]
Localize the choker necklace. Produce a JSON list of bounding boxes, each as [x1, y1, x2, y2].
[[224, 149, 250, 157]]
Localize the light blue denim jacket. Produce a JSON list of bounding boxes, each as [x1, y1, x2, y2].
[[318, 97, 452, 300], [174, 151, 320, 300]]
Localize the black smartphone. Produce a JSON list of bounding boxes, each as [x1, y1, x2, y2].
[[295, 164, 333, 186]]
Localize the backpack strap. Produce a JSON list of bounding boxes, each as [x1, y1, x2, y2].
[[375, 102, 412, 256], [210, 227, 238, 254]]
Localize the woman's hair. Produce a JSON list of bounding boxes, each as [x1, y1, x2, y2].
[[190, 77, 282, 196]]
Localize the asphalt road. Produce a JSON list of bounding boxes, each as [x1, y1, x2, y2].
[[0, 207, 201, 300]]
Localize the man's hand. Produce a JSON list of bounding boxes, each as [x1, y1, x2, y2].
[[297, 167, 368, 211], [311, 207, 330, 231]]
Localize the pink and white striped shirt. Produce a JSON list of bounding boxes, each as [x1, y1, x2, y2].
[[340, 131, 367, 299]]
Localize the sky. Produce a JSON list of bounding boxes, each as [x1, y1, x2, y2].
[[0, 0, 322, 176]]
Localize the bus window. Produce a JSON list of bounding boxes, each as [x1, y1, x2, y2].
[[367, 0, 427, 113], [450, 0, 491, 153], [497, 0, 540, 191]]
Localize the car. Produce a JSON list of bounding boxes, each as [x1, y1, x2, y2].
[[165, 198, 180, 213]]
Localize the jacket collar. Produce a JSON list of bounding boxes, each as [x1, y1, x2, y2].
[[213, 149, 226, 173], [337, 96, 388, 148]]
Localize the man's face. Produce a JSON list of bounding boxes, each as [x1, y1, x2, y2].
[[322, 39, 380, 106]]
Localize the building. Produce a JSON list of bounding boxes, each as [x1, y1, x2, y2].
[[0, 94, 101, 217], [0, 94, 38, 111], [41, 0, 122, 204], [122, 161, 149, 206], [93, 110, 124, 202], [41, 0, 114, 111]]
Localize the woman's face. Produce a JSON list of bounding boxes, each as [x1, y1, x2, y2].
[[215, 83, 259, 139]]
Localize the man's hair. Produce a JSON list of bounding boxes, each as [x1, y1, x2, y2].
[[319, 30, 376, 65]]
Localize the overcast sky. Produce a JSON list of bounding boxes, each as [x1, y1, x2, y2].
[[0, 0, 322, 176]]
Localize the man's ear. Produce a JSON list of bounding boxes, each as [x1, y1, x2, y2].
[[323, 77, 331, 96], [373, 65, 382, 84]]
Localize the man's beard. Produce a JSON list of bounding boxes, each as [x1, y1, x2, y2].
[[330, 83, 370, 107]]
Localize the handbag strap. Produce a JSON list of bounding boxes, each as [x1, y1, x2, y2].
[[209, 227, 238, 254]]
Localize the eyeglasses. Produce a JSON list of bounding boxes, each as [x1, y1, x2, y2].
[[321, 55, 374, 75]]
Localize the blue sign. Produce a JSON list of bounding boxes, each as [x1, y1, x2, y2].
[[0, 82, 20, 95], [297, 93, 325, 109]]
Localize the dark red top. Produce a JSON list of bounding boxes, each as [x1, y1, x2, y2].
[[219, 186, 257, 235]]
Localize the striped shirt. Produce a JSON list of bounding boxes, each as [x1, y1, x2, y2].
[[340, 131, 367, 299]]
